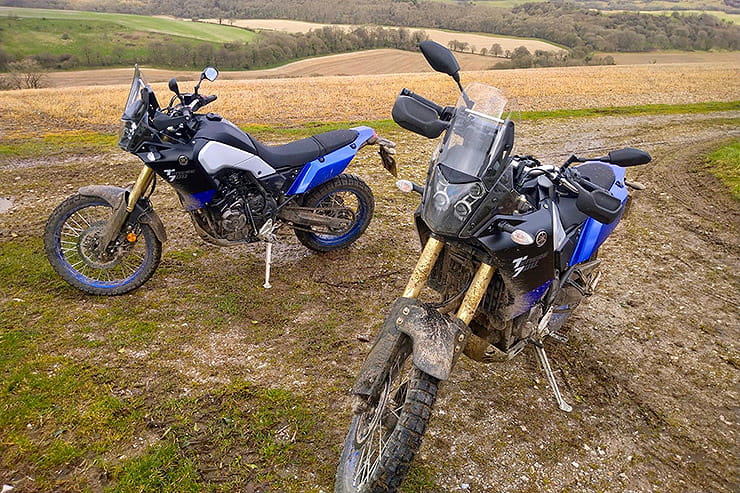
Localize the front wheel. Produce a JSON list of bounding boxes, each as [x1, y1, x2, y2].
[[294, 174, 374, 252], [336, 338, 439, 492], [44, 194, 162, 296]]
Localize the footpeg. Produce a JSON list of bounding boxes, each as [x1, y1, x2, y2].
[[549, 332, 569, 344], [531, 340, 572, 413]]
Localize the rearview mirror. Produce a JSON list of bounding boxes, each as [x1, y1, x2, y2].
[[606, 147, 651, 167], [419, 41, 460, 79], [202, 67, 219, 82], [168, 78, 180, 95]]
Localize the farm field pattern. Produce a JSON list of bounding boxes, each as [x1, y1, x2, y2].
[[1, 62, 738, 136], [200, 17, 566, 53]]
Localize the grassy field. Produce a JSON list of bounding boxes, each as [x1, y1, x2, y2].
[[0, 16, 222, 66], [0, 6, 257, 43], [610, 8, 740, 23], [705, 140, 740, 199], [0, 58, 739, 491]]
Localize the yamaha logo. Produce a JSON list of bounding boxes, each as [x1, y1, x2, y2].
[[535, 230, 548, 247], [178, 155, 189, 165]]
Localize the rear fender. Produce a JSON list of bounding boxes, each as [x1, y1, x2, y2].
[[286, 126, 376, 195], [352, 298, 470, 397], [78, 185, 167, 243]]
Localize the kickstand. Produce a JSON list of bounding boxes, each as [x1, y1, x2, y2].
[[263, 240, 273, 289], [530, 339, 572, 413]]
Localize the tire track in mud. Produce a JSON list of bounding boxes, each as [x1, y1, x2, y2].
[[0, 111, 738, 491], [411, 111, 740, 492]]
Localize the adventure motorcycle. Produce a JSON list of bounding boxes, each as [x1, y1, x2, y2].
[[335, 41, 650, 492], [44, 66, 396, 295]]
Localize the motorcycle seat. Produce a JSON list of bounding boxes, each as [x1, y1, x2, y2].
[[250, 129, 359, 169]]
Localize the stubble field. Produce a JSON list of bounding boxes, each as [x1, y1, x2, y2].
[[2, 62, 739, 137], [200, 18, 566, 54], [0, 60, 739, 492]]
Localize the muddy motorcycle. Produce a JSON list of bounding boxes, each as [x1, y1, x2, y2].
[[335, 41, 650, 492], [44, 66, 396, 295]]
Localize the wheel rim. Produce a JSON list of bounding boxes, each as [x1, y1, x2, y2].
[[53, 200, 151, 289], [350, 348, 412, 488], [308, 188, 367, 246]]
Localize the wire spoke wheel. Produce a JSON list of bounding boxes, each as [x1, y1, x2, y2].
[[336, 337, 439, 492], [44, 194, 162, 295]]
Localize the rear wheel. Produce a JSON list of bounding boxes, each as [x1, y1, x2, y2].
[[294, 174, 374, 252], [336, 338, 439, 492], [44, 194, 162, 296]]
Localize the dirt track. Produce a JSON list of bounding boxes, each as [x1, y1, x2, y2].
[[0, 109, 738, 491]]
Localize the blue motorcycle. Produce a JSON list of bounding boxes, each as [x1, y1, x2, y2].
[[44, 66, 396, 295], [335, 41, 650, 492]]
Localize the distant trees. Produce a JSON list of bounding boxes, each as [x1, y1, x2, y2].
[[0, 58, 47, 89], [2, 25, 430, 72], [491, 46, 617, 70], [4, 0, 740, 54]]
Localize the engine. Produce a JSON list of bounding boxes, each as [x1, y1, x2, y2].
[[206, 171, 277, 242]]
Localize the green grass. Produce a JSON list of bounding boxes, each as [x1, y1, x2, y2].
[[0, 17, 221, 66], [516, 100, 740, 120], [0, 236, 340, 491], [609, 9, 740, 24], [0, 130, 117, 158], [705, 140, 740, 200], [0, 6, 256, 43], [107, 441, 203, 492]]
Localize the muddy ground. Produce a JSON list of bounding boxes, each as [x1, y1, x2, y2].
[[0, 111, 738, 492]]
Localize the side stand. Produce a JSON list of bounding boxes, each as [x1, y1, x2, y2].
[[531, 339, 572, 413], [263, 240, 273, 289]]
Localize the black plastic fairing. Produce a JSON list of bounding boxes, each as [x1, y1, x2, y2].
[[194, 117, 257, 154], [392, 94, 448, 139]]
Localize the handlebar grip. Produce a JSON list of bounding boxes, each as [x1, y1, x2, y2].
[[400, 88, 444, 115], [202, 94, 218, 105]]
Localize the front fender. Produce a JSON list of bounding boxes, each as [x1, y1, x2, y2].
[[78, 185, 167, 243], [352, 298, 470, 397]]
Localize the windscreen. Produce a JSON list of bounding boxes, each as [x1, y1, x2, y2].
[[118, 65, 151, 151], [122, 65, 147, 121], [421, 83, 517, 238]]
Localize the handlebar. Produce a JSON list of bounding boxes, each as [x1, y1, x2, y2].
[[201, 94, 218, 106]]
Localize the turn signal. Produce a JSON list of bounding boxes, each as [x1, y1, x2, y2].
[[126, 232, 138, 243], [511, 229, 534, 245], [396, 180, 415, 193]]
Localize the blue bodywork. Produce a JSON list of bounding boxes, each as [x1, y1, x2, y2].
[[182, 189, 217, 211], [569, 163, 628, 265], [514, 162, 628, 318], [513, 280, 552, 318], [286, 126, 375, 195]]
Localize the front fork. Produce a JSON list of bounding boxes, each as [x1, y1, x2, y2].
[[97, 166, 154, 254], [403, 236, 495, 326]]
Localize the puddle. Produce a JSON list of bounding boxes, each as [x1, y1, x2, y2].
[[0, 197, 13, 213]]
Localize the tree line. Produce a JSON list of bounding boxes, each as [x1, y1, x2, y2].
[[4, 0, 738, 52], [447, 41, 616, 69], [0, 25, 429, 77]]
